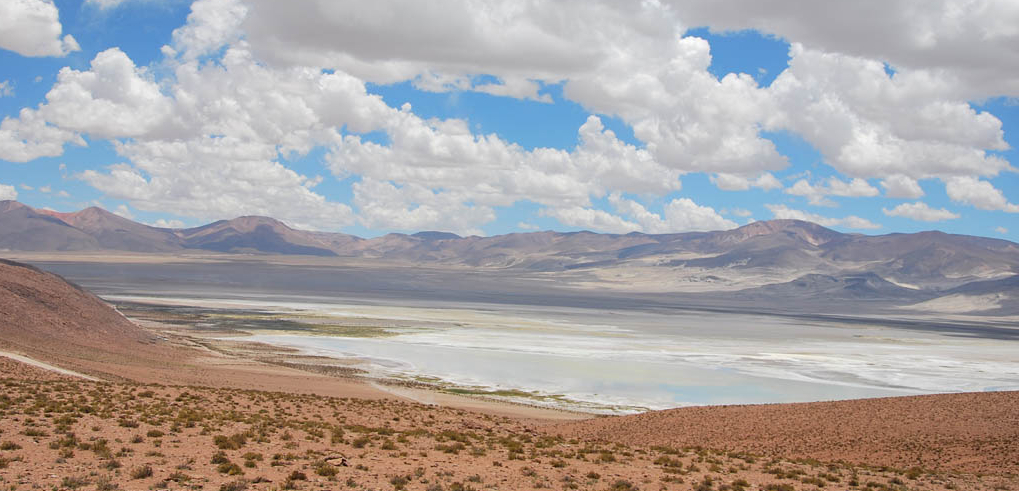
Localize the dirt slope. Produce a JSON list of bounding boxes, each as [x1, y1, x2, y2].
[[553, 391, 1019, 475]]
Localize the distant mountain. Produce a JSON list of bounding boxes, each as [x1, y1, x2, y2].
[[0, 201, 100, 251], [179, 216, 348, 257], [2, 200, 1018, 306], [38, 206, 182, 252]]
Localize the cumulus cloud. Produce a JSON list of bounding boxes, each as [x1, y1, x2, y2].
[[0, 108, 85, 162], [667, 0, 1019, 98], [785, 176, 879, 206], [544, 193, 736, 234], [0, 183, 17, 200], [113, 204, 135, 219], [766, 45, 1010, 181], [5, 0, 1019, 234], [84, 0, 136, 9], [944, 176, 1019, 212], [328, 114, 682, 226], [996, 226, 1008, 234], [352, 179, 494, 236], [710, 172, 782, 191], [0, 81, 13, 97], [39, 48, 175, 138], [236, 0, 790, 175], [170, 0, 248, 59], [766, 204, 881, 229], [150, 218, 186, 229], [882, 202, 959, 222], [610, 194, 737, 233], [880, 174, 925, 198], [0, 0, 79, 57]]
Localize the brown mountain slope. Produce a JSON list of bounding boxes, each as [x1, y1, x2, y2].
[[0, 258, 153, 355], [39, 206, 183, 252], [0, 258, 394, 398], [0, 201, 100, 251], [552, 391, 1019, 475]]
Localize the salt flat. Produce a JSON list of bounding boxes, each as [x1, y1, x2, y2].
[[28, 258, 1019, 414]]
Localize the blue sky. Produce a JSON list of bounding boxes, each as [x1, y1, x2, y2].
[[1, 0, 1017, 239]]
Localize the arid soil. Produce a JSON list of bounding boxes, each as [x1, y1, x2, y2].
[[4, 357, 1015, 491], [553, 392, 1019, 476]]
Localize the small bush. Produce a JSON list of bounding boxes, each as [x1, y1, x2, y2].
[[214, 433, 247, 450], [218, 462, 244, 475], [60, 476, 90, 489], [130, 465, 154, 479], [219, 479, 249, 491], [314, 461, 338, 477]]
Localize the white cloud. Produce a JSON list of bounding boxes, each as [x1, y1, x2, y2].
[[881, 202, 959, 222], [996, 226, 1008, 234], [0, 183, 17, 200], [170, 0, 248, 59], [545, 194, 736, 234], [726, 207, 753, 218], [785, 176, 879, 206], [39, 185, 51, 193], [944, 176, 1019, 212], [541, 206, 641, 234], [0, 0, 79, 57], [352, 178, 494, 236], [19, 184, 33, 190], [81, 138, 357, 231], [766, 204, 881, 230], [610, 194, 737, 233], [236, 0, 789, 175], [766, 45, 1011, 181], [150, 218, 186, 229], [0, 108, 85, 162], [6, 0, 1019, 235], [517, 222, 539, 231], [56, 190, 69, 197], [84, 0, 131, 9], [39, 48, 175, 139], [229, 0, 1016, 185], [329, 114, 682, 217], [473, 77, 553, 103], [880, 174, 925, 198], [710, 172, 782, 191], [667, 0, 1019, 98], [113, 204, 135, 219], [0, 80, 13, 97]]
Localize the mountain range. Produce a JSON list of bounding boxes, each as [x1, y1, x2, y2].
[[2, 200, 1018, 314]]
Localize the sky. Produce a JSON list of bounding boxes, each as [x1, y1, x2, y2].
[[0, 0, 1017, 239]]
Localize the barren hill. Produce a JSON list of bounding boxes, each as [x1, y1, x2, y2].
[[0, 258, 153, 358], [553, 391, 1019, 475]]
